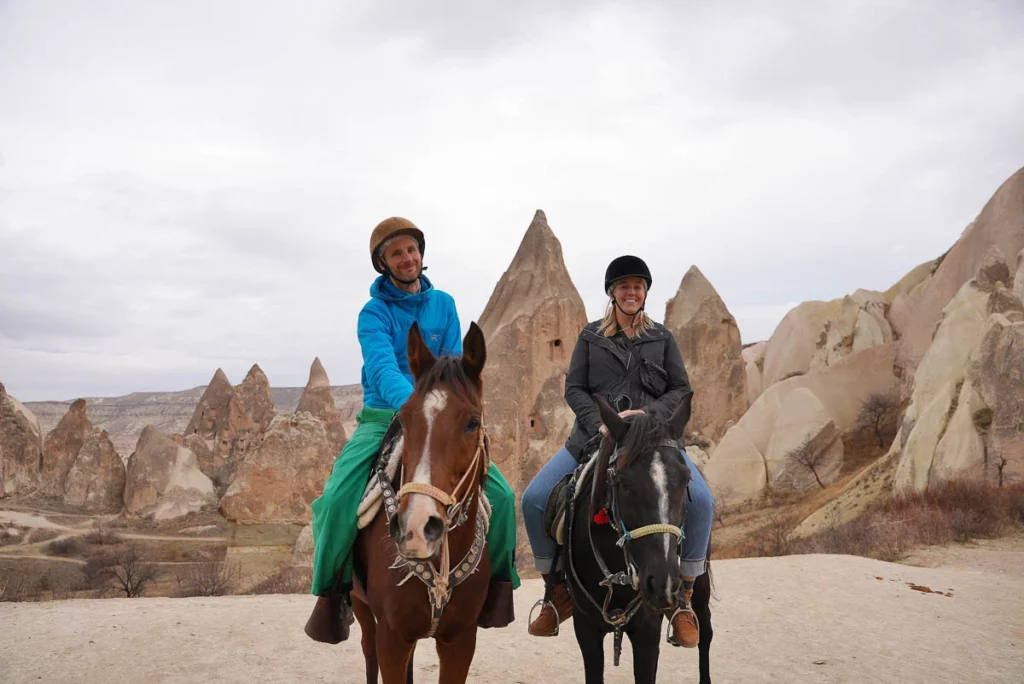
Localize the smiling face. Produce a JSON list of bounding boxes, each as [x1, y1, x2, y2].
[[378, 234, 422, 283], [611, 276, 647, 316]]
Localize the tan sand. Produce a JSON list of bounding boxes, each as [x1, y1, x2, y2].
[[2, 552, 1022, 683]]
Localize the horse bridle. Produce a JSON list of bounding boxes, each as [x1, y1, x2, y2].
[[566, 440, 687, 663], [376, 420, 490, 638]]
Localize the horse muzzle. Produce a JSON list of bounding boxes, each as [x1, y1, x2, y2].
[[390, 505, 446, 560]]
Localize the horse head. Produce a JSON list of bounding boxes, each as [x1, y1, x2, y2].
[[390, 321, 488, 561], [590, 392, 692, 612]]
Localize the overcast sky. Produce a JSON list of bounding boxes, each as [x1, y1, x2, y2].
[[2, 1, 1023, 402]]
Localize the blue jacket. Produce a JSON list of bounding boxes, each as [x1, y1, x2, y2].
[[358, 274, 462, 410]]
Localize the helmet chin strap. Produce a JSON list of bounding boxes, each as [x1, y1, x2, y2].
[[380, 257, 425, 286], [611, 295, 645, 332]]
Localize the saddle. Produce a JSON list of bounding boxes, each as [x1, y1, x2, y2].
[[356, 416, 491, 531], [541, 437, 603, 546]]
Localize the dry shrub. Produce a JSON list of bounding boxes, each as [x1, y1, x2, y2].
[[244, 566, 312, 595], [47, 537, 85, 557], [43, 566, 85, 600], [85, 522, 122, 546], [794, 478, 1024, 561], [0, 569, 42, 602], [174, 560, 240, 597]]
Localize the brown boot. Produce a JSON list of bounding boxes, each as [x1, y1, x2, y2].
[[478, 578, 516, 628], [304, 594, 353, 644], [528, 576, 573, 637], [667, 588, 699, 648]]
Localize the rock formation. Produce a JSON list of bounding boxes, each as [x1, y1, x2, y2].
[[809, 291, 892, 371], [894, 167, 1024, 396], [760, 300, 841, 387], [219, 412, 334, 524], [1015, 248, 1024, 303], [705, 343, 898, 504], [63, 430, 125, 512], [296, 357, 347, 456], [664, 266, 747, 443], [892, 257, 1023, 490], [477, 210, 588, 563], [39, 399, 92, 496], [124, 425, 217, 520], [182, 366, 277, 488], [0, 383, 43, 496], [742, 341, 767, 407]]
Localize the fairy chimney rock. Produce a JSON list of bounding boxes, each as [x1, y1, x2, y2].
[[0, 383, 43, 496], [184, 368, 234, 440], [40, 399, 92, 496], [233, 364, 276, 435], [478, 210, 587, 561], [63, 430, 126, 513], [297, 357, 348, 455], [664, 265, 747, 443]]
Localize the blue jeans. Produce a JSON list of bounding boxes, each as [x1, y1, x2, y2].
[[521, 446, 714, 577]]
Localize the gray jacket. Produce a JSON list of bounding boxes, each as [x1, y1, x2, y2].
[[563, 320, 693, 459]]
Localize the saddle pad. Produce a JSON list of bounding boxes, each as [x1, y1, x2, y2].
[[543, 446, 601, 545]]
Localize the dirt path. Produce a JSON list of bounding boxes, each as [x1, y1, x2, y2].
[[3, 551, 1022, 683]]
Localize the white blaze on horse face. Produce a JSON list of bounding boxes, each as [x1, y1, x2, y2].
[[650, 451, 672, 592], [402, 389, 448, 557]]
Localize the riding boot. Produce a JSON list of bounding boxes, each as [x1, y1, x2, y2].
[[304, 590, 354, 644], [667, 588, 699, 648], [477, 578, 516, 628], [528, 573, 573, 637]]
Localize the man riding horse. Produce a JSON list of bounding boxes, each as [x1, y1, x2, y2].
[[304, 217, 520, 644]]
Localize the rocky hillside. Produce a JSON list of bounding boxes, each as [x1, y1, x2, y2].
[[25, 383, 363, 457]]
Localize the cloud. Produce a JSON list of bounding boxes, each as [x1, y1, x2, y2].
[[1, 0, 1023, 401]]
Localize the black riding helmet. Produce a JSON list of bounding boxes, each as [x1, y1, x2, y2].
[[604, 255, 653, 294]]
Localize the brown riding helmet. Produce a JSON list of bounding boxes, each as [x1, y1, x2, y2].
[[369, 217, 426, 274]]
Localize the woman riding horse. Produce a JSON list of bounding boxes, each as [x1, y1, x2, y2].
[[521, 255, 715, 647], [304, 217, 520, 644]]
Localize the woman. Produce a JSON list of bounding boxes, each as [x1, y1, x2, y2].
[[304, 217, 520, 644], [520, 255, 714, 648]]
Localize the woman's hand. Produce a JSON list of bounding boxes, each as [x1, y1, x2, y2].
[[599, 409, 645, 437]]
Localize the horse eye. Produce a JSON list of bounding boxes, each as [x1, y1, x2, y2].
[[465, 417, 481, 432]]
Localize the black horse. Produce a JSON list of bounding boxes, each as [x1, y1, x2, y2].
[[564, 394, 713, 684]]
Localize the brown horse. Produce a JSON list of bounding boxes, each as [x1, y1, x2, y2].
[[351, 321, 492, 684]]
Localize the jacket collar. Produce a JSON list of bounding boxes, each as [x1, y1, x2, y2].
[[370, 274, 434, 303]]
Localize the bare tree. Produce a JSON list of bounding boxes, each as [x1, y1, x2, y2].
[[104, 546, 157, 598], [858, 394, 898, 448], [175, 560, 240, 597], [786, 435, 829, 489]]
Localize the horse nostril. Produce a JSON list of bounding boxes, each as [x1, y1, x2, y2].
[[423, 515, 445, 543], [645, 574, 657, 596]]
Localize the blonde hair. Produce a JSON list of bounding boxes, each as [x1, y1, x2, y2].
[[600, 297, 654, 337]]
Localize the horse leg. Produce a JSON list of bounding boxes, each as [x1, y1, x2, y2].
[[693, 571, 713, 684], [353, 598, 378, 684], [435, 626, 477, 684], [626, 617, 662, 684], [572, 617, 606, 684], [374, 622, 415, 684]]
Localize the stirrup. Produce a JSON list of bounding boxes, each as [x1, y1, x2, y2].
[[666, 605, 697, 647], [528, 598, 561, 637]]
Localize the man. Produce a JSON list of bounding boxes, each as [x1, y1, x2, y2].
[[304, 217, 520, 644]]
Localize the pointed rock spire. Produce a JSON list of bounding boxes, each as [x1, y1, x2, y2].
[[184, 369, 234, 440], [478, 210, 587, 563], [298, 357, 347, 455], [234, 363, 276, 433], [0, 383, 43, 496], [40, 398, 93, 496], [664, 266, 746, 443]]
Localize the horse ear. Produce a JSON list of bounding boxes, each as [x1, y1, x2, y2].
[[461, 322, 486, 379], [407, 322, 436, 379], [595, 394, 629, 443], [668, 392, 693, 441]]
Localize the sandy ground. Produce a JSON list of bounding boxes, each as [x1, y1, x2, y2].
[[2, 551, 1023, 683]]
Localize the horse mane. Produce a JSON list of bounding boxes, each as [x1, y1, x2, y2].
[[412, 356, 481, 404], [589, 406, 675, 519]]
